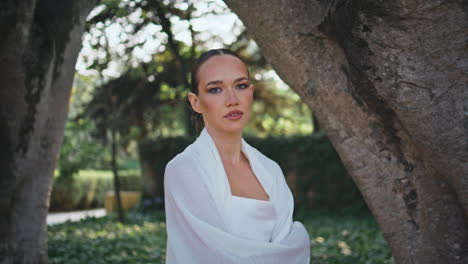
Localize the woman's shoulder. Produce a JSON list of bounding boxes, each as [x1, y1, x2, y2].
[[164, 144, 198, 176], [164, 145, 206, 193]]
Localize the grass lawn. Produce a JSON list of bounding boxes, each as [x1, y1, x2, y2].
[[48, 211, 393, 264]]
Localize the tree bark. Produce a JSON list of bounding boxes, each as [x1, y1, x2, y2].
[[0, 0, 96, 263], [225, 0, 467, 263]]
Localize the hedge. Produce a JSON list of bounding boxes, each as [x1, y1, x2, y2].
[[139, 132, 368, 214]]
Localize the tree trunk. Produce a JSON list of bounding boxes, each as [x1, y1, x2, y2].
[[110, 128, 125, 223], [225, 0, 467, 263], [139, 158, 159, 197], [0, 0, 96, 263]]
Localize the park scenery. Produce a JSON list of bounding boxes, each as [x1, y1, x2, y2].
[[1, 0, 466, 264]]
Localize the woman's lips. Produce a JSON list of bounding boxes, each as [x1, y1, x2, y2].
[[225, 110, 243, 120]]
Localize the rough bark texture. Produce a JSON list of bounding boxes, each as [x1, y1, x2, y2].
[[225, 0, 467, 263], [0, 0, 96, 263]]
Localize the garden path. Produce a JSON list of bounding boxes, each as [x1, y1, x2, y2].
[[47, 208, 106, 225]]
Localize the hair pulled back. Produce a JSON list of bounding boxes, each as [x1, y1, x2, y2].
[[189, 48, 248, 133]]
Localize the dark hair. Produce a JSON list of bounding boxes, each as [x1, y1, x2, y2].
[[189, 49, 248, 132]]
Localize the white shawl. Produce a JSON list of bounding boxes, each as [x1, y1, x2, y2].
[[164, 127, 310, 263]]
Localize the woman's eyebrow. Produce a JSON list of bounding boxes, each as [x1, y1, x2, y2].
[[234, 77, 248, 83], [205, 77, 249, 87], [205, 80, 223, 87]]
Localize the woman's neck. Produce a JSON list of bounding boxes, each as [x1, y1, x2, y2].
[[205, 126, 243, 166]]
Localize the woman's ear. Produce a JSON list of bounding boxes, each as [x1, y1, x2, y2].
[[188, 92, 202, 114]]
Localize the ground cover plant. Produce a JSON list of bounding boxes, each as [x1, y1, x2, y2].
[[48, 210, 393, 263], [48, 212, 167, 264], [303, 211, 394, 264]]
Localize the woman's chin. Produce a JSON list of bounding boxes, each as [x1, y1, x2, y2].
[[217, 122, 246, 134], [222, 125, 244, 133], [205, 117, 249, 135]]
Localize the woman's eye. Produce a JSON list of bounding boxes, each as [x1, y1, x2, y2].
[[208, 87, 221, 94], [237, 83, 249, 89]]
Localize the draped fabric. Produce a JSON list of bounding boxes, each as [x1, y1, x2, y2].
[[226, 195, 276, 242], [164, 127, 310, 263]]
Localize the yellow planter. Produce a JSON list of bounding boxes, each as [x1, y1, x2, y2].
[[105, 191, 141, 213]]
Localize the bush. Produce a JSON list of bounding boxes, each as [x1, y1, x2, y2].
[[139, 132, 368, 214], [50, 170, 141, 212]]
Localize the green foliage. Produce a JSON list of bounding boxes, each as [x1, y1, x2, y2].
[[138, 136, 193, 182], [246, 132, 367, 214], [58, 119, 109, 180], [50, 170, 141, 212], [48, 211, 393, 263], [58, 74, 110, 180], [305, 211, 394, 264], [48, 212, 167, 264], [82, 47, 192, 143], [80, 0, 198, 157], [246, 77, 314, 137], [81, 0, 314, 140], [139, 133, 367, 213]]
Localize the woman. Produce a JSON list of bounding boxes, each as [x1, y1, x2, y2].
[[164, 49, 310, 263]]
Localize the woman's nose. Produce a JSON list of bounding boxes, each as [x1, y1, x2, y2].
[[225, 88, 239, 106]]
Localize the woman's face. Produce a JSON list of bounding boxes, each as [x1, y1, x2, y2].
[[188, 54, 254, 135]]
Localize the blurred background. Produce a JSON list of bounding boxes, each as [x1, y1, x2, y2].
[[48, 0, 393, 263]]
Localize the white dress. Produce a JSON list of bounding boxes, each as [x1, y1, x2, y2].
[[164, 127, 310, 263], [227, 195, 276, 242]]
